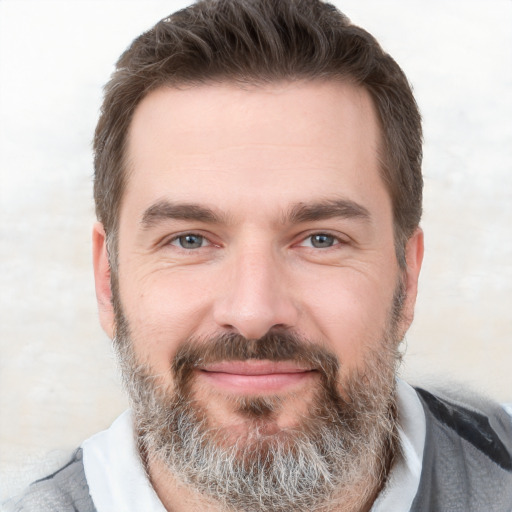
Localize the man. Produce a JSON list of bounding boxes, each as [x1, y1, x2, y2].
[[5, 0, 512, 511]]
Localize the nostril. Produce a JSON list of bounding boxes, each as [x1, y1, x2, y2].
[[212, 260, 299, 340]]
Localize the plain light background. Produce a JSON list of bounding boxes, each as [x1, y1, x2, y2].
[[1, 0, 511, 500]]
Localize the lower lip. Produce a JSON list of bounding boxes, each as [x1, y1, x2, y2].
[[198, 370, 314, 393]]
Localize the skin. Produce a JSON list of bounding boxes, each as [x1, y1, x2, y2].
[[92, 80, 423, 511]]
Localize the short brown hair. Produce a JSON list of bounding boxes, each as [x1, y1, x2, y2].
[[94, 0, 422, 267]]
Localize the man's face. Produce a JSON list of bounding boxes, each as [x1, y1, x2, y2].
[[93, 80, 423, 509]]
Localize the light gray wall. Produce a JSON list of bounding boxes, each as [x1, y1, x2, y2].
[[1, 0, 511, 499]]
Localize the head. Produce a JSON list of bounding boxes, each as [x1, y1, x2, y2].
[[92, 2, 424, 511]]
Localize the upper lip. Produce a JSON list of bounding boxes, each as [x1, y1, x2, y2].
[[199, 360, 314, 375]]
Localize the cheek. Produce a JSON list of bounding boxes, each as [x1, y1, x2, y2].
[[118, 267, 214, 369], [301, 271, 395, 367]]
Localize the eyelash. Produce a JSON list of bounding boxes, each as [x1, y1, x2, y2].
[[300, 232, 342, 248], [165, 231, 346, 251], [168, 233, 211, 250]]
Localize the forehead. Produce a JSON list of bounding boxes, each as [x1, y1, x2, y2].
[[123, 80, 386, 215]]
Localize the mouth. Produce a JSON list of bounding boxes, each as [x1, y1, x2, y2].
[[197, 360, 317, 394]]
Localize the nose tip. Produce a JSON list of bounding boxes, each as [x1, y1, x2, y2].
[[216, 305, 289, 341], [213, 252, 298, 340]]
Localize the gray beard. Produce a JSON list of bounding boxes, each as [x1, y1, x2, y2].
[[110, 268, 405, 512], [113, 323, 401, 512]]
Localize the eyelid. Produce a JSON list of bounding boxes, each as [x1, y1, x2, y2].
[[170, 233, 209, 248], [294, 231, 349, 248], [162, 230, 219, 249]]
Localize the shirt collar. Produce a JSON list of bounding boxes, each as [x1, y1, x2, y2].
[[82, 410, 166, 512], [370, 379, 426, 512]]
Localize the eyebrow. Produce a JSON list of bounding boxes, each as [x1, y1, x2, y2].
[[141, 200, 225, 229], [286, 199, 371, 224], [140, 197, 371, 230]]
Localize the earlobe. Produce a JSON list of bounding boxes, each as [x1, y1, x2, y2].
[[92, 222, 115, 339]]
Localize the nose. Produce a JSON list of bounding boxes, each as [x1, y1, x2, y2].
[[213, 246, 299, 340]]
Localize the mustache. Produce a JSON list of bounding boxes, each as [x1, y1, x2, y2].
[[172, 331, 340, 387]]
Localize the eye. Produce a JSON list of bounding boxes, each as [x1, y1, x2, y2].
[[310, 234, 336, 248], [300, 233, 339, 249], [170, 233, 208, 249]]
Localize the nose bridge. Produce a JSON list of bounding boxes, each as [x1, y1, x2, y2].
[[214, 241, 297, 339]]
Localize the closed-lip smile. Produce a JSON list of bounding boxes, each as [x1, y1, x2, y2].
[[198, 360, 316, 393]]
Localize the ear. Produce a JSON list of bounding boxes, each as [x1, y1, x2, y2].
[[92, 222, 115, 339], [399, 227, 424, 334]]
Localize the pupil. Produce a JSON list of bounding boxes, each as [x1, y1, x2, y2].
[[180, 234, 202, 248], [312, 234, 333, 248]]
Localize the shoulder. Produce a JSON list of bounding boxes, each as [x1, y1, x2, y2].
[[416, 387, 512, 471], [411, 387, 512, 512], [2, 449, 96, 512]]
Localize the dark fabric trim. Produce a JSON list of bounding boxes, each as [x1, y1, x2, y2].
[[416, 387, 512, 471], [34, 449, 84, 484]]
